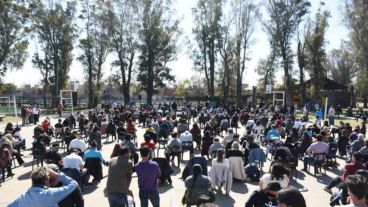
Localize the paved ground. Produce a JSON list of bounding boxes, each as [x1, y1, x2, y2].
[[0, 115, 347, 207]]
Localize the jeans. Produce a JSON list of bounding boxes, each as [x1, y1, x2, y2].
[[108, 192, 128, 207], [303, 156, 313, 170], [329, 116, 335, 126], [139, 189, 160, 207]]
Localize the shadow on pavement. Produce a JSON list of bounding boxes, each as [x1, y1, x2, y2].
[[290, 181, 308, 192], [158, 184, 173, 193], [231, 181, 248, 194], [83, 183, 99, 195], [214, 193, 236, 207], [17, 171, 31, 181]]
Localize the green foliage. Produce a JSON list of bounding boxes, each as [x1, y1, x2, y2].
[[0, 83, 17, 95], [78, 0, 110, 107], [264, 0, 311, 105], [0, 0, 30, 80], [305, 5, 330, 101], [137, 0, 179, 105], [328, 41, 356, 87], [31, 0, 77, 101], [191, 0, 223, 97], [344, 0, 368, 98], [104, 0, 139, 104]]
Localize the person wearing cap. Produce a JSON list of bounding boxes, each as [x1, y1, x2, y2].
[[47, 164, 84, 207], [44, 143, 63, 168], [244, 181, 281, 207], [6, 166, 78, 207]]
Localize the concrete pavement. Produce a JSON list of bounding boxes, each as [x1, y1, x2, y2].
[[0, 116, 344, 207]]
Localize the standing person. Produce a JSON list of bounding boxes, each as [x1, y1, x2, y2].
[[21, 105, 27, 126], [32, 105, 41, 125], [6, 166, 78, 207], [57, 103, 63, 118], [328, 106, 336, 126], [106, 146, 133, 207], [134, 147, 161, 207]]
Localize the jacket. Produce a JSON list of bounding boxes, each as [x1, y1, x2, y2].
[[249, 148, 266, 167]]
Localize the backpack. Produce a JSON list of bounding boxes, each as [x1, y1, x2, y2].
[[244, 163, 260, 181]]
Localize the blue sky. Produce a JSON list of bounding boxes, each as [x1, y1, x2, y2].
[[4, 0, 349, 89]]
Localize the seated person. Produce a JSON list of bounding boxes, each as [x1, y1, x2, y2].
[[63, 149, 86, 173], [121, 134, 138, 165], [165, 132, 181, 165], [260, 163, 289, 190], [266, 125, 281, 141], [324, 151, 366, 193], [183, 164, 212, 206], [44, 143, 63, 167], [69, 136, 87, 153], [208, 138, 224, 158], [226, 142, 243, 158], [302, 134, 329, 172], [245, 181, 281, 207], [54, 119, 64, 137], [140, 134, 156, 151], [273, 143, 292, 163], [83, 141, 107, 182]]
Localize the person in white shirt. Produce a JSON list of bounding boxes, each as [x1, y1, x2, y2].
[[69, 137, 87, 152], [294, 118, 302, 129], [211, 149, 230, 168], [328, 106, 336, 126], [63, 150, 85, 171], [252, 120, 264, 138], [32, 105, 41, 124], [180, 130, 193, 142]]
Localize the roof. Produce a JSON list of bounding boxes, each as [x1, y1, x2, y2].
[[305, 77, 348, 90]]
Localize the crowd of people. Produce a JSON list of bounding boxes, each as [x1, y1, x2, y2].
[[1, 102, 368, 207]]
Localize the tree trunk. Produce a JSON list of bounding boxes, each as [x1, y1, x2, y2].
[[235, 40, 242, 105], [146, 55, 154, 106], [87, 56, 94, 108], [209, 39, 215, 97], [43, 81, 48, 107], [282, 51, 293, 106], [300, 67, 306, 107]]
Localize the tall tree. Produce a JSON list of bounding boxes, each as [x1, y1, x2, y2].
[[78, 0, 110, 108], [305, 6, 330, 101], [264, 0, 310, 105], [344, 0, 368, 99], [32, 47, 52, 107], [231, 0, 258, 105], [105, 0, 138, 105], [0, 0, 30, 81], [137, 0, 179, 105], [31, 0, 77, 105], [217, 17, 236, 105], [192, 0, 222, 97], [297, 19, 311, 106], [328, 41, 356, 86], [256, 51, 277, 94]]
